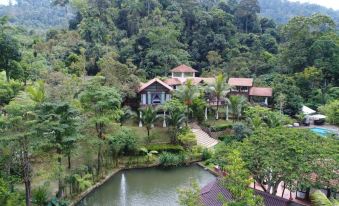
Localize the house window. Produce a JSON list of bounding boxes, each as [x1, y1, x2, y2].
[[184, 72, 193, 77], [173, 72, 182, 77], [152, 94, 161, 104]]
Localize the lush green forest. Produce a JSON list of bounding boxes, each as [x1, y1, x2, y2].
[[1, 0, 338, 113], [0, 0, 72, 32], [0, 0, 338, 206], [259, 0, 339, 25], [1, 0, 339, 31]]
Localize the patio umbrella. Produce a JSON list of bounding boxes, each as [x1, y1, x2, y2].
[[302, 105, 316, 115], [311, 114, 327, 120]]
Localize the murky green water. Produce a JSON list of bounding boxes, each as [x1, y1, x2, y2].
[[77, 165, 215, 206]]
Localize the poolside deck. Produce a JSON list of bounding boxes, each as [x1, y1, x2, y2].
[[300, 124, 339, 135]]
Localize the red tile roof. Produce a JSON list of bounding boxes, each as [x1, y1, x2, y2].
[[228, 78, 253, 87], [188, 77, 216, 85], [171, 64, 198, 73], [200, 180, 290, 206], [164, 77, 216, 86], [138, 78, 173, 92], [249, 87, 273, 97], [164, 78, 182, 85]]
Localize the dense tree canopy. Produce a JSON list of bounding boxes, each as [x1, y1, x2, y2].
[[0, 1, 338, 205], [213, 128, 339, 196]]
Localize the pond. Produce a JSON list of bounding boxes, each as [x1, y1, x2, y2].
[[77, 165, 216, 206]]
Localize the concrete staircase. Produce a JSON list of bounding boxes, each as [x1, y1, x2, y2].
[[190, 123, 219, 148]]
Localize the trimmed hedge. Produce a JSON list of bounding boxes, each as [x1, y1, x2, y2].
[[210, 124, 232, 132], [146, 144, 184, 153]]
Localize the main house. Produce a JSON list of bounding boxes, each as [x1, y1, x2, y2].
[[138, 64, 273, 106]]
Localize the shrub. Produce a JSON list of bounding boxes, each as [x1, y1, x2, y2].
[[146, 144, 184, 153], [189, 146, 204, 160], [210, 124, 232, 132], [202, 148, 212, 161], [319, 100, 339, 125], [46, 197, 69, 206], [32, 184, 49, 206], [159, 152, 185, 167], [109, 127, 138, 155], [222, 135, 237, 144], [178, 132, 197, 148], [233, 122, 252, 141], [191, 98, 206, 124]]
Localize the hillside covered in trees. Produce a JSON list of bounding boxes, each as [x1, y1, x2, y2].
[[0, 0, 338, 205], [0, 0, 338, 114], [259, 0, 339, 25], [1, 0, 339, 31], [0, 0, 72, 32]]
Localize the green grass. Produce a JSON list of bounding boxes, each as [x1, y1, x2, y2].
[[123, 118, 171, 145], [204, 119, 233, 127], [129, 126, 171, 144]]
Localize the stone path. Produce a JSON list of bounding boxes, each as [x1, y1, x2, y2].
[[190, 123, 219, 148]]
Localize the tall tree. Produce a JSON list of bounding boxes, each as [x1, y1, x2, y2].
[[143, 24, 190, 77], [35, 102, 80, 197], [235, 0, 260, 33], [164, 99, 186, 144], [175, 79, 199, 125], [221, 150, 263, 206], [209, 73, 229, 120], [0, 17, 21, 82], [237, 128, 338, 196], [229, 95, 246, 121], [0, 81, 45, 206], [98, 51, 141, 98], [139, 106, 159, 139], [281, 14, 335, 73], [80, 77, 122, 175]]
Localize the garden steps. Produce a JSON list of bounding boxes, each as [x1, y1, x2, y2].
[[190, 124, 219, 148]]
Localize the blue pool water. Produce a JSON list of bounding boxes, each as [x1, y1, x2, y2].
[[310, 127, 335, 137]]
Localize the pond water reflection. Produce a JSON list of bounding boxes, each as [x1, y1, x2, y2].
[[77, 165, 216, 206]]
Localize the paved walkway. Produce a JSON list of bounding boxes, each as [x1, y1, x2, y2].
[[190, 123, 219, 148]]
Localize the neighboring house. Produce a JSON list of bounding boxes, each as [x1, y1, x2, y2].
[[228, 77, 273, 106], [200, 180, 297, 206], [138, 78, 173, 106], [228, 78, 254, 95], [249, 87, 273, 105]]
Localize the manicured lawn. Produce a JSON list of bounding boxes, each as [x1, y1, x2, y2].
[[123, 118, 171, 144], [205, 118, 233, 127], [129, 126, 171, 144]]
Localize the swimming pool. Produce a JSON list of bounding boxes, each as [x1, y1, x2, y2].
[[310, 127, 335, 137]]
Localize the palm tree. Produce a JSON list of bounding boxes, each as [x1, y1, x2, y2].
[[229, 95, 246, 121], [139, 106, 159, 138], [175, 79, 199, 125], [166, 110, 186, 144], [140, 147, 158, 163], [119, 106, 135, 126], [16, 80, 45, 104], [310, 190, 338, 206], [209, 73, 230, 120]]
